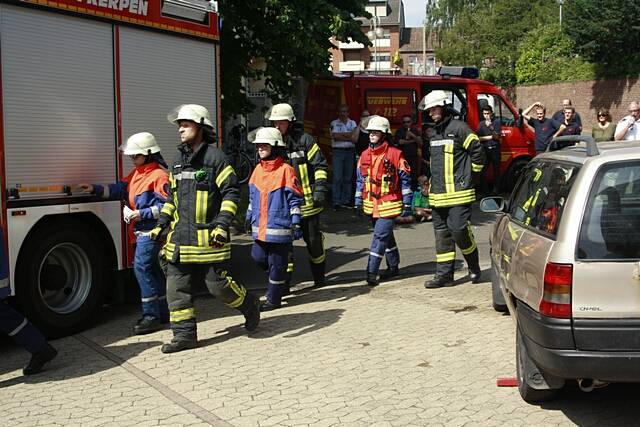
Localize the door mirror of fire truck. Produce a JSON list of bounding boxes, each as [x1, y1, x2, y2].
[[516, 108, 524, 129]]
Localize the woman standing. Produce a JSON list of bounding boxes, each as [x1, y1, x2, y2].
[[592, 109, 615, 142]]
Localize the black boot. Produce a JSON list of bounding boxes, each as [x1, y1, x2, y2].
[[161, 338, 198, 354], [133, 316, 162, 335], [424, 275, 454, 289], [310, 261, 326, 287], [23, 343, 58, 375], [380, 266, 400, 281], [469, 269, 482, 284], [366, 272, 379, 287], [240, 293, 261, 332], [260, 301, 281, 312]]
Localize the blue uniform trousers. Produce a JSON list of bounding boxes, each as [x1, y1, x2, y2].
[[0, 300, 47, 354], [134, 236, 168, 320], [367, 217, 400, 274], [251, 241, 290, 306]]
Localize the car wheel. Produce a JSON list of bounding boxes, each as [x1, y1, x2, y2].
[[516, 326, 559, 403], [16, 221, 108, 338], [491, 260, 508, 312]]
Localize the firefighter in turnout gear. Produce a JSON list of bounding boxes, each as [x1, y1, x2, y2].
[[354, 116, 412, 287], [151, 104, 260, 353], [419, 91, 485, 288], [268, 103, 329, 288]]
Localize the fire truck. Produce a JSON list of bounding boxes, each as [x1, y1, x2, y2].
[[0, 0, 221, 336], [304, 68, 536, 189]]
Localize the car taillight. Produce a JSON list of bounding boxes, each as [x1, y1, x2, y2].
[[539, 262, 573, 319]]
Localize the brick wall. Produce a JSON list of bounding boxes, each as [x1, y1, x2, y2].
[[510, 77, 640, 128]]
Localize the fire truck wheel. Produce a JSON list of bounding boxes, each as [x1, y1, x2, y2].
[[16, 221, 107, 338]]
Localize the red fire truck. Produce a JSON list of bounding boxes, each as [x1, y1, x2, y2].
[[0, 0, 221, 335], [304, 68, 536, 189]]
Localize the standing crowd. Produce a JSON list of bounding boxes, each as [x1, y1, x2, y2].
[[3, 94, 638, 372]]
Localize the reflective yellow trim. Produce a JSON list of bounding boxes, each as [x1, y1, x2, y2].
[[197, 229, 208, 247], [381, 175, 390, 196], [287, 262, 294, 273], [226, 276, 246, 308], [310, 251, 326, 264], [460, 226, 478, 255], [472, 163, 483, 172], [307, 143, 320, 160], [315, 170, 328, 181], [221, 200, 237, 215], [180, 252, 231, 263], [444, 150, 455, 194], [195, 191, 207, 223], [429, 189, 476, 207], [161, 202, 175, 216], [170, 307, 195, 323], [533, 168, 542, 182], [436, 252, 456, 263], [298, 164, 314, 207], [463, 133, 479, 150], [301, 205, 323, 217], [215, 165, 235, 187], [179, 244, 231, 254]]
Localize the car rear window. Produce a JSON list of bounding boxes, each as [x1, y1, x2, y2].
[[577, 161, 640, 260], [509, 161, 580, 236]]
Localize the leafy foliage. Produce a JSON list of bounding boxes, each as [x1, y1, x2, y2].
[[219, 0, 369, 118]]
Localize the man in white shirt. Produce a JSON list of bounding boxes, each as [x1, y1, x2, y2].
[[330, 105, 357, 209], [614, 101, 640, 141]]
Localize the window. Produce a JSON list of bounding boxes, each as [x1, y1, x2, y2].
[[477, 93, 516, 127], [509, 161, 580, 236], [370, 54, 391, 62], [364, 89, 417, 124], [577, 161, 640, 259]]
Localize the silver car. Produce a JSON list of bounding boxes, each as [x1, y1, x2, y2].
[[482, 136, 640, 402]]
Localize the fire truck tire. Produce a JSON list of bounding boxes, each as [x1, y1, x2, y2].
[[504, 157, 530, 191], [16, 221, 107, 338]]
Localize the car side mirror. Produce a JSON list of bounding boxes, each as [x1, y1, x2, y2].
[[480, 196, 506, 213], [516, 108, 524, 129]]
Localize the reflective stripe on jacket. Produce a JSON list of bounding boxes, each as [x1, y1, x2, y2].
[[427, 117, 485, 208], [247, 157, 303, 243], [284, 125, 328, 218], [156, 143, 240, 264], [355, 141, 412, 218]]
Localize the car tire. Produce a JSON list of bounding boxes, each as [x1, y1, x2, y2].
[[516, 326, 559, 403], [504, 157, 530, 191], [491, 260, 508, 312], [16, 220, 108, 338]]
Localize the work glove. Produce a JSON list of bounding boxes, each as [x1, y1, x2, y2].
[[209, 226, 229, 248], [149, 226, 163, 241], [292, 223, 303, 240], [402, 204, 412, 217], [313, 190, 325, 207]]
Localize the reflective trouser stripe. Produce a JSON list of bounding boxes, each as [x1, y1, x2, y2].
[[8, 318, 27, 337], [460, 224, 477, 255], [436, 251, 456, 263], [141, 296, 158, 303], [227, 276, 246, 308], [170, 307, 195, 323]]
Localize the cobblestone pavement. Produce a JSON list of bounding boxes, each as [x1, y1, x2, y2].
[[1, 210, 638, 426]]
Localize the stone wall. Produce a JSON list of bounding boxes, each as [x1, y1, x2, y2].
[[509, 77, 640, 129]]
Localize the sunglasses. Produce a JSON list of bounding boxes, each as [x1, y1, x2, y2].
[[598, 113, 607, 117]]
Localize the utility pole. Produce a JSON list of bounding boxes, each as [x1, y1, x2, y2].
[[422, 20, 427, 76], [557, 0, 564, 28]]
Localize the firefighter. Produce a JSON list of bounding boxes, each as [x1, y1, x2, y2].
[[151, 104, 260, 353], [354, 115, 412, 286], [0, 229, 58, 375], [419, 91, 485, 288], [268, 103, 329, 288], [246, 127, 304, 310], [80, 132, 169, 335]]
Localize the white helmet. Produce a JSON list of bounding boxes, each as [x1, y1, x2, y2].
[[120, 132, 161, 156], [267, 103, 295, 121], [365, 115, 390, 133], [249, 127, 285, 147], [167, 104, 213, 128], [419, 90, 450, 110]]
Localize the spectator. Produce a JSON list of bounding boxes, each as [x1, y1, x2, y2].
[[614, 101, 640, 141], [552, 98, 582, 128], [591, 108, 615, 142], [394, 114, 421, 189], [330, 105, 357, 209], [522, 102, 560, 154], [395, 175, 432, 225], [552, 106, 582, 150], [476, 105, 502, 195], [351, 110, 371, 156]]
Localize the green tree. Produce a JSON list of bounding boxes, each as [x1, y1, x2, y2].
[[515, 24, 594, 84], [219, 0, 369, 118], [564, 0, 640, 76]]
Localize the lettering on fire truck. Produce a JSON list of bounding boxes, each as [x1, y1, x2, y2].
[[81, 0, 149, 16]]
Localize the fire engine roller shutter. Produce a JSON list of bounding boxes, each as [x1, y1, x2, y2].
[[1, 5, 117, 189], [118, 27, 218, 161]]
